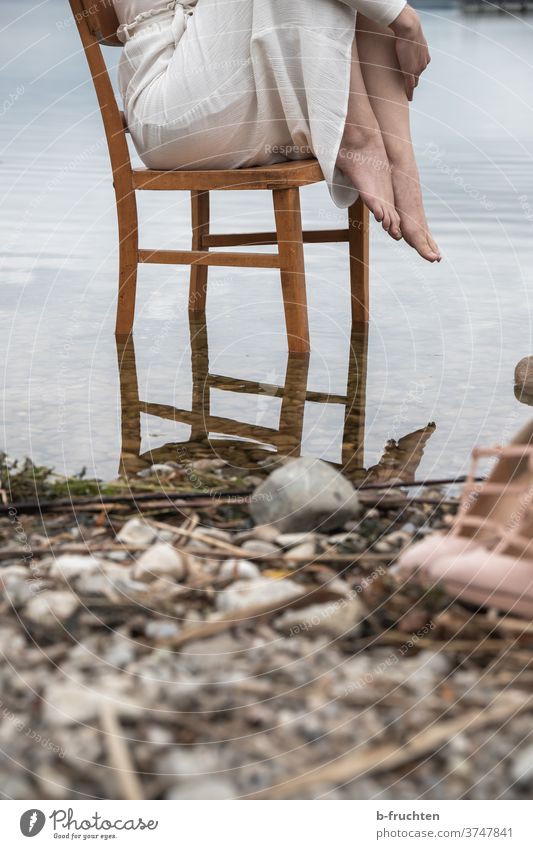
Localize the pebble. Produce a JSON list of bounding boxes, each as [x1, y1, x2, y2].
[[198, 527, 232, 543], [25, 590, 79, 627], [510, 744, 533, 786], [116, 518, 157, 546], [102, 637, 136, 668], [219, 559, 260, 580], [284, 541, 316, 560], [49, 554, 102, 580], [234, 525, 280, 544], [145, 620, 181, 640], [276, 532, 317, 548], [137, 464, 175, 478], [1, 566, 37, 607], [42, 678, 142, 726], [250, 457, 360, 533], [132, 542, 185, 582], [376, 530, 412, 550], [165, 778, 236, 800], [275, 597, 364, 639], [241, 539, 280, 557], [190, 459, 227, 472], [216, 577, 302, 613]]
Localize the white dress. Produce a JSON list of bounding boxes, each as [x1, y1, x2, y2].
[[115, 0, 406, 208]]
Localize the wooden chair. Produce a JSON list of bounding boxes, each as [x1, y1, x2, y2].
[[70, 0, 370, 354], [116, 317, 370, 479]]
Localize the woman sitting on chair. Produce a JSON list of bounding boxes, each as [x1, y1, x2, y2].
[[114, 0, 441, 262]]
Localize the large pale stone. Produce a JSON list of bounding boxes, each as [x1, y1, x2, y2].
[[250, 457, 360, 533]]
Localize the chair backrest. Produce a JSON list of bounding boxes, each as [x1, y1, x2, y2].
[[69, 0, 134, 193], [72, 0, 122, 47]]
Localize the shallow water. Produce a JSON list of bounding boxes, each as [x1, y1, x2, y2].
[[2, 3, 533, 483]]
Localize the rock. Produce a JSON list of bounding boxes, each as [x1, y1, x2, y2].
[[102, 636, 135, 668], [276, 532, 317, 548], [374, 530, 411, 551], [216, 577, 302, 613], [515, 357, 533, 403], [510, 744, 533, 786], [158, 746, 219, 776], [132, 543, 185, 582], [250, 457, 360, 533], [241, 539, 280, 557], [275, 597, 364, 639], [0, 770, 34, 799], [75, 566, 148, 602], [219, 559, 260, 580], [0, 623, 26, 657], [145, 619, 181, 640], [191, 459, 227, 472], [36, 766, 71, 799], [49, 554, 102, 580], [197, 527, 231, 543], [284, 541, 316, 560], [116, 518, 157, 546], [165, 778, 236, 800], [137, 464, 175, 478], [234, 525, 279, 544], [42, 678, 142, 726], [25, 590, 78, 627], [0, 566, 37, 607]]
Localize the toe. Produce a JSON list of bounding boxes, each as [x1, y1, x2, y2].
[[427, 233, 441, 260], [373, 204, 384, 223]]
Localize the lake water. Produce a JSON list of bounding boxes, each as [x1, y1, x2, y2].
[[2, 2, 533, 484]]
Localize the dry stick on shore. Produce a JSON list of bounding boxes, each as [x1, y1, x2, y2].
[[100, 703, 144, 801], [247, 692, 533, 800], [0, 474, 482, 515]]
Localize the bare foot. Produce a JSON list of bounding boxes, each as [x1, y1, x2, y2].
[[389, 153, 441, 262], [337, 126, 401, 240]]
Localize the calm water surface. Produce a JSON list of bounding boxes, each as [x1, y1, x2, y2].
[[2, 3, 533, 483]]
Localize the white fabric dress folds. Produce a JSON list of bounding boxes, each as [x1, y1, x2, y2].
[[115, 0, 406, 208]]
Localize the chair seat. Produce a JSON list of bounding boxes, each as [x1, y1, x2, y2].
[[132, 159, 324, 191]]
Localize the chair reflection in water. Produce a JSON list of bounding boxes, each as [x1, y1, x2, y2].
[[117, 319, 436, 484], [117, 319, 369, 481]]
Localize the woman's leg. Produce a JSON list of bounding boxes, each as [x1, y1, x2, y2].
[[355, 13, 441, 262], [336, 35, 401, 239]]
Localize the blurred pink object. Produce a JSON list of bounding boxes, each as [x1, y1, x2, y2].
[[396, 421, 533, 618]]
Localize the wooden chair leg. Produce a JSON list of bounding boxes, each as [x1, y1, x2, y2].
[[115, 191, 139, 338], [272, 187, 310, 354], [189, 190, 210, 313], [348, 196, 370, 324]]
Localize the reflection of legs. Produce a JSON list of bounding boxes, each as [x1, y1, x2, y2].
[[356, 14, 441, 263], [336, 33, 401, 239], [116, 336, 142, 477], [342, 321, 369, 481]]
